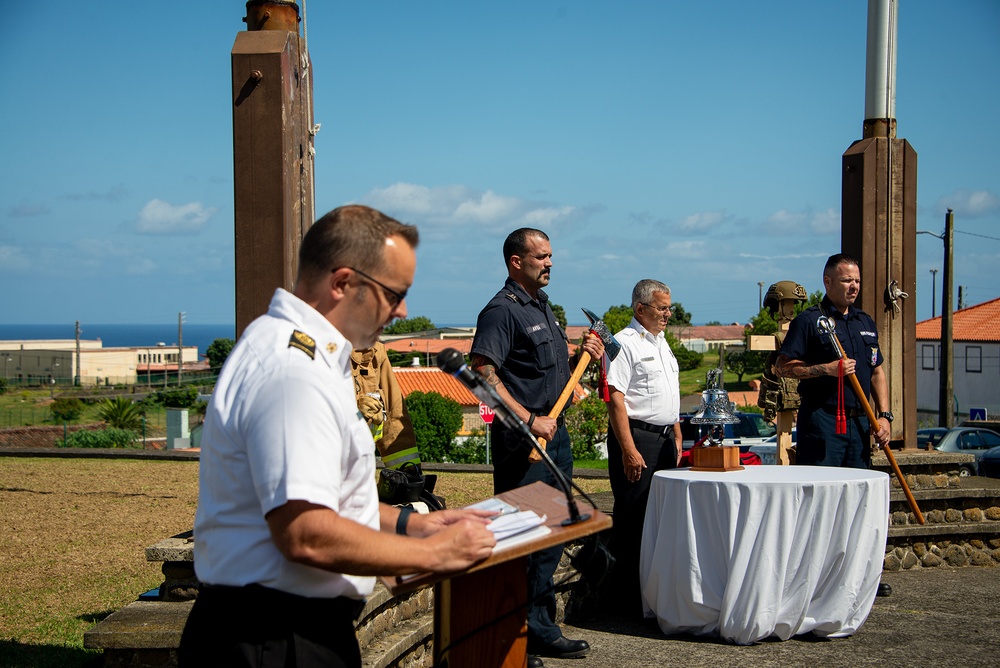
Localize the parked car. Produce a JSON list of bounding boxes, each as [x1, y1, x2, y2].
[[916, 428, 949, 450], [933, 427, 1000, 476], [679, 412, 776, 452], [977, 445, 1000, 478], [750, 429, 796, 464]]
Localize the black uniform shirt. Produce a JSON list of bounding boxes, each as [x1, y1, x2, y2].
[[779, 296, 883, 411], [470, 277, 571, 415]]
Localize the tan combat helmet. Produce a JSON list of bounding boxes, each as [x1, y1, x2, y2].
[[763, 280, 807, 313]]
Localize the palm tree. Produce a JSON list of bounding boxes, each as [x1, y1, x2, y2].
[[97, 397, 145, 431]]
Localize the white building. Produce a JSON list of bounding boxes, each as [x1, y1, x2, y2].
[[0, 340, 200, 387]]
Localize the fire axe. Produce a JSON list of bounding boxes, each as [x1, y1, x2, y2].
[[530, 308, 622, 463]]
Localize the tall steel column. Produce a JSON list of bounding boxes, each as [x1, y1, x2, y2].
[[841, 0, 917, 448]]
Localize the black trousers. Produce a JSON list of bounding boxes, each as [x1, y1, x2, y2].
[[178, 584, 364, 668], [606, 422, 677, 615], [491, 422, 573, 645]]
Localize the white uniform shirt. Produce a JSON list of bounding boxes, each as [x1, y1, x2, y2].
[[193, 288, 380, 599], [605, 317, 680, 426]]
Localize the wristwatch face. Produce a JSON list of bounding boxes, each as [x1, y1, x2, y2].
[[880, 411, 894, 423]]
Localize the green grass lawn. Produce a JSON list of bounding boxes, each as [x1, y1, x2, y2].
[[678, 350, 761, 397], [0, 456, 611, 668]]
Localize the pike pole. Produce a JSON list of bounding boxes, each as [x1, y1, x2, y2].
[[818, 316, 924, 525]]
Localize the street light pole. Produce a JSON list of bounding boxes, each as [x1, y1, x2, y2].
[[757, 282, 765, 309], [929, 268, 938, 318]]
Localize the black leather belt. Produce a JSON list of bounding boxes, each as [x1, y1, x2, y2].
[[201, 583, 366, 619], [629, 418, 673, 435]]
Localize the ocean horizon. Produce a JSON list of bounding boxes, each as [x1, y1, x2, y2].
[[0, 324, 237, 359]]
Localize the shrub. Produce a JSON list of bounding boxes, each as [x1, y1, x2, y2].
[[152, 385, 200, 408], [58, 428, 141, 449], [405, 391, 463, 463], [565, 392, 608, 461], [0, 377, 7, 395], [450, 429, 489, 464], [97, 397, 145, 430], [50, 397, 85, 423], [206, 338, 236, 370]]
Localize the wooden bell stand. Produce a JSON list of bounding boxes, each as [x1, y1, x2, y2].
[[690, 445, 744, 472]]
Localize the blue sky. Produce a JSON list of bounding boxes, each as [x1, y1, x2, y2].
[[1, 1, 998, 327]]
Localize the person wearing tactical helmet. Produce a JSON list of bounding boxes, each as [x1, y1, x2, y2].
[[756, 280, 807, 426], [774, 253, 893, 597]]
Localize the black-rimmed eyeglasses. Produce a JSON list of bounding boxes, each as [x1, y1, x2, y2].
[[345, 267, 408, 307], [641, 303, 672, 314]]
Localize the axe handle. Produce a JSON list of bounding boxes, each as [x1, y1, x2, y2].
[[827, 334, 925, 525], [529, 351, 592, 463]]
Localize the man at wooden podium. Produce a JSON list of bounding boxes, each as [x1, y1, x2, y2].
[[180, 206, 496, 668], [471, 227, 603, 666]]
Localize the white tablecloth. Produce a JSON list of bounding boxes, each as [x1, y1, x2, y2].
[[640, 465, 889, 645]]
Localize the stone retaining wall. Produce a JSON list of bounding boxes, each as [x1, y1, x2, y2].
[[885, 539, 1000, 570], [0, 424, 102, 448]]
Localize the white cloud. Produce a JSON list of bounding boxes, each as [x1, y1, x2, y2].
[[8, 203, 50, 218], [738, 251, 828, 260], [676, 210, 727, 233], [0, 245, 31, 271], [663, 239, 709, 257], [808, 208, 839, 234], [932, 189, 1000, 219], [61, 184, 127, 203], [362, 182, 584, 233], [134, 199, 216, 235], [73, 239, 158, 275], [764, 207, 838, 235]]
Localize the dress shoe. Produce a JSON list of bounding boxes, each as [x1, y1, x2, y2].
[[529, 636, 591, 659], [528, 657, 544, 668], [876, 582, 893, 597]]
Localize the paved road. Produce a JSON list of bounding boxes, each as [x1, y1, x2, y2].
[[547, 567, 999, 667]]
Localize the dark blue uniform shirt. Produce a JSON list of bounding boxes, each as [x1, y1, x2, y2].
[[780, 296, 883, 411], [470, 277, 571, 415]]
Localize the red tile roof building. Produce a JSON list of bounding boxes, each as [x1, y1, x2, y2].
[[915, 297, 1000, 418]]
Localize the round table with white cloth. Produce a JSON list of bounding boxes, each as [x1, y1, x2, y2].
[[640, 465, 889, 645]]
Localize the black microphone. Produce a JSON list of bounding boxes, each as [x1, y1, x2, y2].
[[437, 348, 590, 525], [436, 348, 533, 439]]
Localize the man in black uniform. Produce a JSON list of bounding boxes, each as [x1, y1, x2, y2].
[[471, 228, 603, 666], [775, 253, 893, 596]]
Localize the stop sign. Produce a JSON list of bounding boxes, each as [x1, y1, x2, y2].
[[479, 403, 495, 424]]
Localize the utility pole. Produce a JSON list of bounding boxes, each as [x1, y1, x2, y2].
[[178, 312, 186, 386], [757, 281, 765, 310], [74, 320, 81, 387], [957, 286, 965, 311], [939, 210, 954, 427], [929, 269, 938, 318]]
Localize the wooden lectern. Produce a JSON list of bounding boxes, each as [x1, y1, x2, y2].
[[383, 481, 611, 667]]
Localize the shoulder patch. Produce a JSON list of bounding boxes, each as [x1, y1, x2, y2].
[[505, 292, 519, 302], [288, 330, 316, 359]]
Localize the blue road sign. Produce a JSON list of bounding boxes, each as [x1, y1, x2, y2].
[[970, 408, 988, 421]]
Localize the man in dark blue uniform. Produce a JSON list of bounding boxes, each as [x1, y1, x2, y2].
[[471, 228, 603, 666], [776, 253, 893, 596]]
